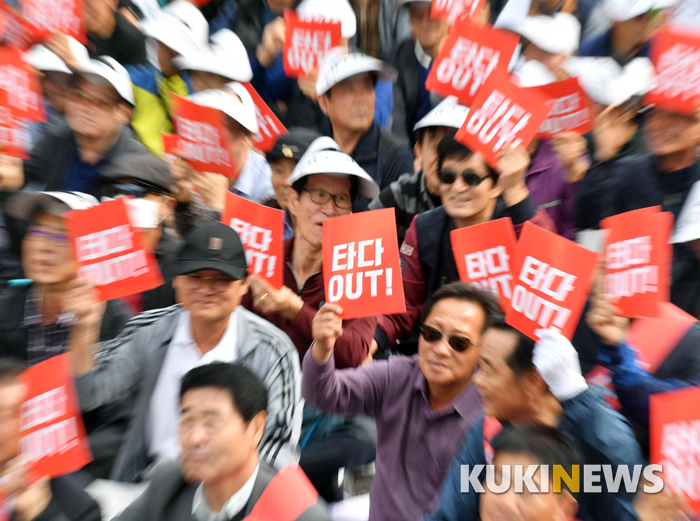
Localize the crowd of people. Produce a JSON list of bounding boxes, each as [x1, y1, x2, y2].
[[0, 0, 699, 519]]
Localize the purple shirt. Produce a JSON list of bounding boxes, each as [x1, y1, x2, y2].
[[526, 140, 579, 240], [302, 351, 482, 521]]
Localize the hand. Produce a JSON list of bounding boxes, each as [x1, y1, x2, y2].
[[592, 105, 633, 162], [0, 153, 24, 191], [170, 155, 196, 204], [634, 478, 692, 521], [189, 171, 229, 212], [495, 147, 530, 206], [250, 275, 303, 321], [13, 477, 52, 521], [0, 457, 29, 499], [44, 32, 85, 72], [256, 17, 285, 68], [533, 329, 588, 401], [61, 279, 105, 330], [586, 293, 629, 347], [297, 71, 319, 103], [551, 132, 590, 183], [312, 303, 343, 361]]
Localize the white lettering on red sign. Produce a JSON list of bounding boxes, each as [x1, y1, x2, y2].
[[435, 37, 500, 99], [655, 43, 700, 102], [74, 225, 133, 262], [329, 239, 393, 300], [229, 218, 277, 278], [287, 28, 333, 75], [23, 0, 81, 35], [659, 419, 700, 501], [605, 236, 657, 297], [465, 90, 531, 153], [0, 65, 42, 114], [464, 246, 512, 298]]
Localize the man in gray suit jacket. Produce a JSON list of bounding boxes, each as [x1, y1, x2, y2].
[[67, 222, 302, 482], [116, 363, 330, 521]]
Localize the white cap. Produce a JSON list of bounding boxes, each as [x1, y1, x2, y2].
[[5, 191, 98, 221], [414, 97, 470, 131], [189, 83, 258, 134], [25, 38, 90, 74], [563, 56, 654, 106], [316, 48, 397, 96], [288, 136, 380, 198], [141, 1, 208, 57], [514, 59, 557, 87], [78, 56, 134, 105], [172, 29, 253, 82], [505, 13, 581, 56], [603, 0, 676, 22], [297, 0, 357, 38]]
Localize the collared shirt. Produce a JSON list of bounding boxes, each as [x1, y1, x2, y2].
[[302, 352, 482, 521], [148, 309, 239, 462], [232, 150, 275, 203], [21, 286, 75, 366], [192, 465, 260, 521]]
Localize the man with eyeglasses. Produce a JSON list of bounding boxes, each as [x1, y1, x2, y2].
[[0, 191, 132, 478], [241, 136, 379, 500], [372, 135, 555, 357], [67, 221, 303, 482], [302, 281, 499, 521]]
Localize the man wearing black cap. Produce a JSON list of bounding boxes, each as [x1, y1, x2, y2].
[[101, 153, 181, 313], [68, 221, 303, 482], [263, 128, 321, 238]]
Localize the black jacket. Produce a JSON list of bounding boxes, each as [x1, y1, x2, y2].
[[388, 39, 421, 144], [142, 232, 182, 312]]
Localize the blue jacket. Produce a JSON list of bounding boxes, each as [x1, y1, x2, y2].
[[426, 387, 643, 521], [578, 28, 650, 64]]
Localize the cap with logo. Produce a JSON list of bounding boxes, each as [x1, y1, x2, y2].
[[414, 97, 470, 131], [503, 13, 581, 56], [288, 136, 380, 199], [296, 0, 357, 38], [189, 82, 258, 134], [173, 29, 253, 82], [316, 48, 397, 96], [77, 56, 135, 105], [266, 127, 322, 162], [5, 191, 98, 222], [102, 153, 175, 194], [176, 222, 248, 280]]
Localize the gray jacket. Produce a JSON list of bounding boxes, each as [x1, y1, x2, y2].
[[115, 460, 331, 521], [76, 305, 302, 482]]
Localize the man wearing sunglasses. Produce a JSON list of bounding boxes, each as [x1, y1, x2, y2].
[[372, 135, 555, 357], [303, 282, 500, 521], [67, 221, 302, 483]]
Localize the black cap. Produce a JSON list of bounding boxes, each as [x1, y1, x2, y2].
[[176, 222, 248, 280], [102, 153, 174, 194], [266, 127, 321, 163]]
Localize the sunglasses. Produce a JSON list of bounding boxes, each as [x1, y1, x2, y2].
[[438, 168, 495, 187], [102, 183, 160, 199], [420, 324, 473, 352]]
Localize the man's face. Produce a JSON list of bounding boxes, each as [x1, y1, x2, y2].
[[615, 13, 653, 50], [226, 117, 253, 173], [266, 0, 295, 14], [439, 155, 501, 224], [481, 452, 575, 521], [65, 78, 127, 140], [418, 298, 485, 392], [474, 328, 531, 421], [41, 72, 71, 113], [319, 73, 376, 136], [157, 43, 180, 79], [416, 127, 453, 196], [180, 387, 265, 484], [22, 212, 76, 286], [645, 109, 700, 158], [409, 2, 449, 52], [287, 174, 352, 249], [0, 381, 24, 466], [173, 270, 250, 322], [85, 0, 116, 36], [270, 158, 297, 211]]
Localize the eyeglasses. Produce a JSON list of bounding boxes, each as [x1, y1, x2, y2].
[[103, 183, 159, 199], [303, 188, 352, 209], [420, 324, 473, 352], [183, 274, 235, 293], [67, 89, 120, 110], [25, 228, 69, 247], [438, 168, 495, 187]]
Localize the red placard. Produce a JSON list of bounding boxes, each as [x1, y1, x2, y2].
[[171, 94, 237, 178], [646, 27, 700, 117], [627, 302, 697, 374], [20, 0, 86, 43], [431, 0, 485, 24], [221, 192, 285, 289], [64, 198, 164, 302], [650, 386, 700, 514], [0, 11, 9, 40], [506, 222, 599, 340], [0, 106, 30, 159], [283, 10, 341, 79], [455, 71, 551, 167], [0, 2, 50, 49], [161, 132, 239, 182], [322, 208, 405, 319], [450, 218, 516, 310], [425, 22, 519, 106], [241, 82, 288, 154], [0, 47, 46, 122], [19, 354, 93, 482], [526, 77, 594, 138], [600, 207, 673, 318]]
